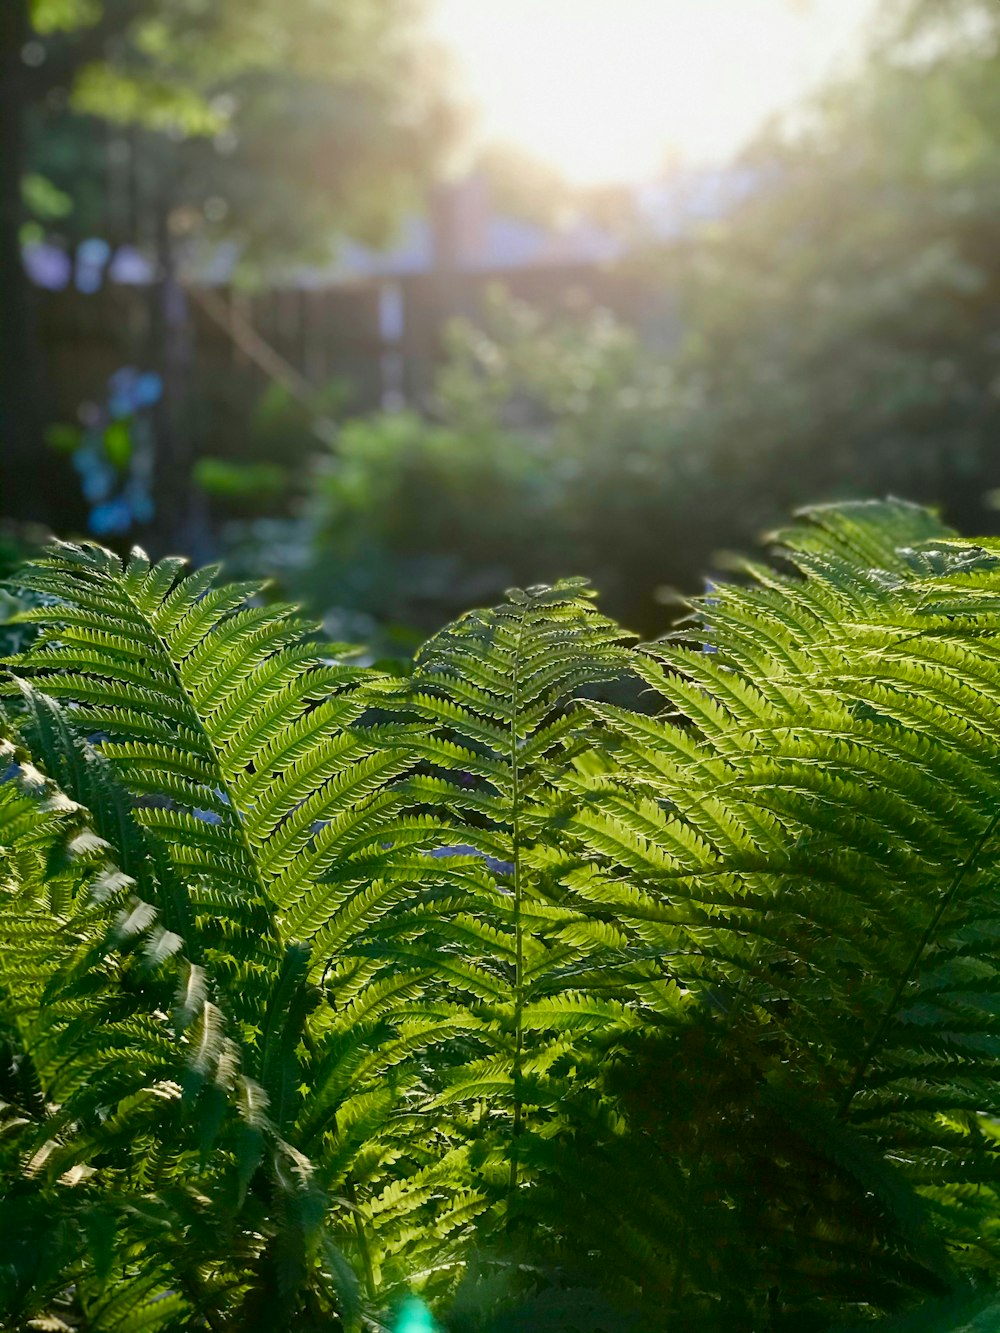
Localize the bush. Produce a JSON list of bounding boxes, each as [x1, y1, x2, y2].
[[288, 292, 715, 644]]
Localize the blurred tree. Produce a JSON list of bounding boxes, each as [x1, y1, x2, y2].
[[266, 0, 1000, 643], [657, 0, 1000, 545], [0, 0, 452, 534]]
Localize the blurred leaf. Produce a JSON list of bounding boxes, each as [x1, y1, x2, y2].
[[71, 66, 225, 136], [30, 0, 100, 33], [102, 421, 132, 470], [194, 457, 288, 502], [21, 175, 73, 222]]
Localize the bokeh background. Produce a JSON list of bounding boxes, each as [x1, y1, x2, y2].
[[2, 0, 998, 646]]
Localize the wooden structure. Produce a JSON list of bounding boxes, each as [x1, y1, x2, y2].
[[37, 262, 673, 458]]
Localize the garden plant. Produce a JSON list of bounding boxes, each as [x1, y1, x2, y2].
[[5, 500, 1000, 1330]]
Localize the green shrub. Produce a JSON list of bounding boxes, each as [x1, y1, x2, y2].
[[278, 293, 705, 645], [289, 259, 1000, 647], [282, 0, 1000, 643], [5, 500, 1000, 1330], [302, 406, 555, 638]]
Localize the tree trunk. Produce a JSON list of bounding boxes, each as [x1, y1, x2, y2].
[[0, 0, 45, 525]]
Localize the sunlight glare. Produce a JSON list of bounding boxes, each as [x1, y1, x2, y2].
[[432, 0, 879, 184]]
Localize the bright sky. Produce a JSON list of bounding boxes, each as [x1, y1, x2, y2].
[[431, 0, 881, 184]]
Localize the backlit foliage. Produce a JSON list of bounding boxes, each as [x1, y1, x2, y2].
[[4, 502, 1000, 1330]]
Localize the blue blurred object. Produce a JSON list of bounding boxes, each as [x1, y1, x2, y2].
[[135, 372, 163, 408], [89, 497, 135, 536], [124, 476, 156, 525], [74, 443, 116, 504], [75, 237, 112, 294], [53, 366, 159, 536], [108, 366, 163, 420], [23, 242, 72, 290], [393, 1295, 436, 1333], [78, 237, 111, 266]]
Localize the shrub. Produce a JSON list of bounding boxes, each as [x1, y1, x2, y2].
[[272, 292, 696, 645]]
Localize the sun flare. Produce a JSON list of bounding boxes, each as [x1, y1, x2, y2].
[[432, 0, 878, 185]]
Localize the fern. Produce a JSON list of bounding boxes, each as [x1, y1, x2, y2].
[[556, 501, 1000, 1323], [7, 514, 1000, 1330], [382, 581, 640, 1216], [0, 544, 485, 1326]]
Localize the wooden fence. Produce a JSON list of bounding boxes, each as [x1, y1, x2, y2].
[[37, 262, 675, 462]]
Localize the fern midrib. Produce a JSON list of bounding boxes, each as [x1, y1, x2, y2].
[[118, 578, 277, 932], [836, 798, 1000, 1119], [509, 602, 527, 1195]]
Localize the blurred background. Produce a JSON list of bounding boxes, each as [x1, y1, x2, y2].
[[2, 0, 998, 647]]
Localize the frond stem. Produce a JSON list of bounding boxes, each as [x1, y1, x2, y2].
[[116, 576, 277, 933], [345, 1176, 378, 1302], [837, 803, 1000, 1118], [508, 603, 527, 1195]]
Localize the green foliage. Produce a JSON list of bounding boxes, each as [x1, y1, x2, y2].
[[299, 404, 560, 636], [21, 172, 73, 222], [9, 500, 1000, 1328], [194, 457, 289, 506], [21, 0, 452, 263], [295, 294, 681, 640], [648, 0, 1000, 562], [282, 0, 1000, 642], [0, 543, 480, 1328]]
